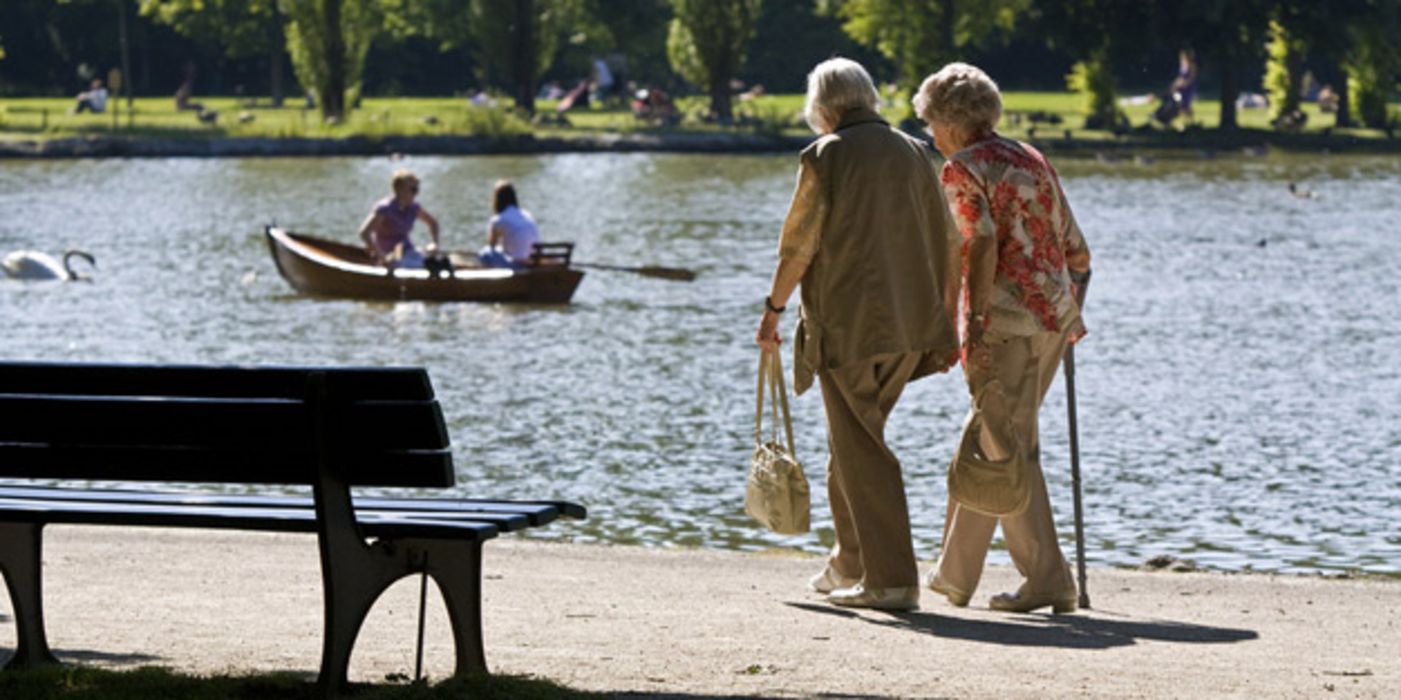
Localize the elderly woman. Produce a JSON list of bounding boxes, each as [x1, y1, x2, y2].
[[757, 58, 961, 611], [913, 63, 1092, 613], [358, 169, 441, 269]]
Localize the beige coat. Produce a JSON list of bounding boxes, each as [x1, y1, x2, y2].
[[780, 108, 961, 395]]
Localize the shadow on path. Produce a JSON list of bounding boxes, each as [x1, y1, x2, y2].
[[0, 647, 163, 666], [618, 693, 946, 700], [785, 602, 1258, 650]]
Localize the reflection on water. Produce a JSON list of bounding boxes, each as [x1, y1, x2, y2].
[[1, 151, 1399, 576]]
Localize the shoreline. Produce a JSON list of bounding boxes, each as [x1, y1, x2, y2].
[[4, 527, 1397, 698], [2, 127, 1399, 159]]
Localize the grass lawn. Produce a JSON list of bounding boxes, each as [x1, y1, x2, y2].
[[0, 91, 1393, 144], [0, 666, 604, 700]]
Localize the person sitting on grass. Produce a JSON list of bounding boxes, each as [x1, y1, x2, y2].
[[358, 169, 442, 269], [72, 79, 108, 114], [478, 180, 540, 269]]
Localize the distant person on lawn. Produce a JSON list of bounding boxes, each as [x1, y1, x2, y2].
[[73, 79, 108, 114], [358, 169, 441, 269]]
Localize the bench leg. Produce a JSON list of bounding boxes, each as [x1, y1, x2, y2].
[[316, 544, 402, 696], [417, 540, 487, 677], [0, 523, 60, 669], [315, 538, 486, 695]]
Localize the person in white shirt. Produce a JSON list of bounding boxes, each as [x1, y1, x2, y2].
[[73, 79, 109, 114], [479, 180, 540, 268]]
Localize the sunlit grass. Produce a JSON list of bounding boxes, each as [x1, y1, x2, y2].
[[0, 92, 1393, 144]]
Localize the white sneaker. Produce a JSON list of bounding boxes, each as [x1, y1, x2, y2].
[[808, 566, 860, 593], [828, 584, 919, 611]]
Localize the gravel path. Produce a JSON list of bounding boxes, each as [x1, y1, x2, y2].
[[2, 527, 1396, 698]]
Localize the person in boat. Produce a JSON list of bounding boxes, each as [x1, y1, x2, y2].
[[756, 57, 961, 611], [479, 180, 540, 268], [914, 62, 1092, 614], [358, 169, 441, 268]]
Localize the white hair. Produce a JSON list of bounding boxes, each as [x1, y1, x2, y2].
[[912, 62, 1003, 137], [803, 58, 880, 134]]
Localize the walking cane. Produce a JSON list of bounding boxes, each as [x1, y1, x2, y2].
[[1065, 271, 1091, 609]]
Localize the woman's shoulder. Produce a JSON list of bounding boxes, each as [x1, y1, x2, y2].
[[371, 195, 397, 214]]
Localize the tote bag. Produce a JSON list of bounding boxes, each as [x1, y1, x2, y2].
[[744, 349, 811, 534]]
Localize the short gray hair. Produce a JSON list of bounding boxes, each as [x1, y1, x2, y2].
[[912, 62, 1002, 136], [803, 58, 880, 134]]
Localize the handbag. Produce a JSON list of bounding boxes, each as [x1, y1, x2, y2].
[[947, 401, 1033, 518], [745, 349, 811, 534]]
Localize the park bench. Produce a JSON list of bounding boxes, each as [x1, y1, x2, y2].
[[0, 361, 585, 693]]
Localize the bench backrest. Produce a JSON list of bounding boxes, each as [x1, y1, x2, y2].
[[0, 362, 453, 488]]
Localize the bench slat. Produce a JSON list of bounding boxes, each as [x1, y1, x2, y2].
[[0, 396, 448, 451], [0, 362, 433, 401], [0, 444, 454, 487], [0, 498, 499, 541], [0, 486, 558, 531]]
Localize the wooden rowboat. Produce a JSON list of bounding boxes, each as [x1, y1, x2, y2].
[[265, 226, 585, 303]]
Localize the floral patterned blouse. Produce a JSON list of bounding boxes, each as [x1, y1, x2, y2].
[[940, 134, 1090, 341]]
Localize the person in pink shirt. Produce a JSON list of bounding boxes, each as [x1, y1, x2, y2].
[[357, 169, 441, 268]]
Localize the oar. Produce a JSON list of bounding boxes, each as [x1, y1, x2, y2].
[[1065, 272, 1092, 610], [572, 262, 697, 281]]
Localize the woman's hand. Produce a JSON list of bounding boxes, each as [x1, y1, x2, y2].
[[962, 324, 993, 375], [756, 309, 782, 352]]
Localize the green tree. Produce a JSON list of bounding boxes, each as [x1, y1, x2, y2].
[[1064, 48, 1121, 130], [139, 0, 289, 105], [1346, 22, 1400, 128], [384, 0, 583, 114], [819, 0, 1024, 93], [1032, 0, 1151, 131], [280, 0, 380, 121], [1263, 18, 1305, 125], [1150, 0, 1272, 131], [666, 0, 762, 123]]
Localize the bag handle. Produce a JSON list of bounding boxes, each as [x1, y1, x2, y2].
[[754, 349, 795, 453]]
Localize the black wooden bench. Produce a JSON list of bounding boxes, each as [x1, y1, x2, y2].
[[0, 361, 585, 693]]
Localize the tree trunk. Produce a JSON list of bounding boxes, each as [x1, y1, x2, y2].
[[513, 0, 536, 115], [709, 71, 732, 123], [115, 0, 133, 109], [1334, 69, 1351, 128], [321, 0, 347, 121], [939, 0, 955, 60], [269, 11, 285, 107], [1218, 59, 1238, 131]]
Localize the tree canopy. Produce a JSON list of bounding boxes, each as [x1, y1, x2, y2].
[[666, 0, 762, 122], [820, 0, 1024, 92], [1, 0, 1396, 132]]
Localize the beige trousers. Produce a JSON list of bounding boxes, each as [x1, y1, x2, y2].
[[935, 329, 1076, 599], [817, 351, 923, 589]]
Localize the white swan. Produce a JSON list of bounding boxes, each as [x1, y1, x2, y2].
[[2, 249, 97, 281]]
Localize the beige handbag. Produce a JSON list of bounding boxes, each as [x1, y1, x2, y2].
[[745, 349, 811, 535], [948, 410, 1033, 517]]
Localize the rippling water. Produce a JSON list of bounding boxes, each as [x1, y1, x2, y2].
[[2, 151, 1398, 576]]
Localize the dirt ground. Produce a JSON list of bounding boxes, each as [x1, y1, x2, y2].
[[1, 527, 1397, 698]]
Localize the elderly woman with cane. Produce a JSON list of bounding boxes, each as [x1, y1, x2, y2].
[[913, 63, 1092, 613], [756, 58, 961, 611]]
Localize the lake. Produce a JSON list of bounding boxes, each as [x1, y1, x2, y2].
[[2, 150, 1398, 576]]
